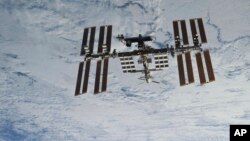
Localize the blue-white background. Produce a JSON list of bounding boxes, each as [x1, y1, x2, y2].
[[0, 0, 250, 140]]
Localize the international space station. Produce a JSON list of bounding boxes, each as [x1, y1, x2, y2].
[[75, 18, 215, 95]]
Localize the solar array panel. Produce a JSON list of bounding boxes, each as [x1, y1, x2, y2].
[[197, 18, 207, 43], [101, 25, 112, 92], [185, 51, 194, 84], [173, 21, 180, 48], [177, 54, 186, 86], [75, 27, 96, 96], [75, 62, 84, 96], [75, 25, 112, 95], [189, 19, 197, 44], [177, 50, 215, 86], [94, 25, 112, 94], [195, 52, 206, 84], [203, 49, 215, 82], [173, 18, 207, 48], [94, 26, 105, 94], [80, 28, 89, 55], [180, 20, 189, 45], [190, 18, 207, 44], [94, 60, 102, 94], [173, 18, 215, 86]]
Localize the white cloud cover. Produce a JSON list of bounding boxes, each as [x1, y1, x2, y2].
[[0, 0, 250, 140]]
